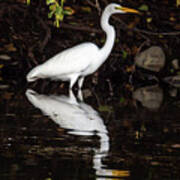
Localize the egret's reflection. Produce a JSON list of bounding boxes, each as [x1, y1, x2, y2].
[[25, 89, 109, 176]]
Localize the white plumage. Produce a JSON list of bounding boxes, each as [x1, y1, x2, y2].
[[26, 3, 139, 89]]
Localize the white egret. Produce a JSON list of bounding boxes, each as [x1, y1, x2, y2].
[[26, 3, 139, 89]]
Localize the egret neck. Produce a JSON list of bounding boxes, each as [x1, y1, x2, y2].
[[99, 7, 116, 65]]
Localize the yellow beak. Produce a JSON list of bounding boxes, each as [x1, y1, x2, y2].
[[116, 6, 140, 14]]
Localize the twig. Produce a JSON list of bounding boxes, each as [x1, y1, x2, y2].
[[135, 28, 180, 36], [112, 16, 150, 41], [106, 79, 114, 96], [101, 0, 108, 6], [35, 13, 51, 52], [136, 40, 150, 54], [113, 15, 180, 44], [91, 89, 101, 106], [60, 22, 102, 34], [95, 0, 101, 14], [86, 0, 101, 14], [27, 46, 38, 65]]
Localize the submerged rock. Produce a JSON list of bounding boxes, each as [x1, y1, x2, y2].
[[168, 88, 178, 97], [133, 85, 163, 110], [135, 46, 165, 72]]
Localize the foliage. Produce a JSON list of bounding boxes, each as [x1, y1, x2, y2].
[[27, 0, 74, 28], [98, 105, 113, 113], [27, 0, 30, 5], [46, 0, 65, 27], [177, 0, 180, 7], [138, 4, 149, 11]]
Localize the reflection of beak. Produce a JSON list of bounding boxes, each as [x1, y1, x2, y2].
[[116, 6, 140, 14]]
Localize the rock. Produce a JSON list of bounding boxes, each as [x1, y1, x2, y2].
[[0, 54, 11, 60], [0, 84, 10, 89], [168, 88, 178, 97], [163, 75, 180, 88], [133, 85, 163, 110], [135, 46, 165, 72], [172, 59, 179, 70]]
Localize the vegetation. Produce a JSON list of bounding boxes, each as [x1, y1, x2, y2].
[[27, 0, 74, 27]]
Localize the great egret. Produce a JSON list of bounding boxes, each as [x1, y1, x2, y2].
[[26, 3, 139, 89]]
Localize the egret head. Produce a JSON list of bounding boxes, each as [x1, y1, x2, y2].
[[105, 3, 140, 15]]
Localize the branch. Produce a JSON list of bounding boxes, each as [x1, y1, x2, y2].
[[60, 22, 102, 34], [35, 13, 51, 52], [135, 28, 180, 36], [113, 15, 180, 41]]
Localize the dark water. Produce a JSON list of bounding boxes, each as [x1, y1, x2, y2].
[[0, 80, 180, 180]]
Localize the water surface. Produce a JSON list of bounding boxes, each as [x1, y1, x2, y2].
[[0, 81, 180, 180]]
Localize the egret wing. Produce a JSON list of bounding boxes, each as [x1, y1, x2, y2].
[[44, 43, 99, 76]]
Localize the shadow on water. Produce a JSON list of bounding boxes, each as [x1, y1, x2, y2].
[[0, 79, 180, 180]]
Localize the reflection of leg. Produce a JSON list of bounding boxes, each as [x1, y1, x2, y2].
[[69, 89, 77, 103], [93, 133, 109, 171], [77, 89, 83, 101], [78, 77, 84, 89], [69, 74, 79, 89]]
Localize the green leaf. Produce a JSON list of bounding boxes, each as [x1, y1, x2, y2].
[[46, 0, 55, 5], [55, 5, 63, 15], [46, 0, 67, 28], [55, 5, 64, 21], [138, 4, 149, 11], [98, 105, 113, 113], [146, 17, 152, 23], [115, 38, 119, 43], [59, 13, 64, 20], [27, 0, 30, 5], [63, 8, 74, 15], [55, 19, 60, 27], [69, 22, 78, 25], [49, 4, 56, 11], [0, 64, 4, 69], [55, 13, 64, 21], [122, 50, 128, 59], [100, 38, 106, 43], [61, 0, 64, 7], [170, 69, 174, 73], [45, 178, 52, 180], [81, 6, 92, 13], [120, 97, 125, 103], [48, 11, 54, 18]]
